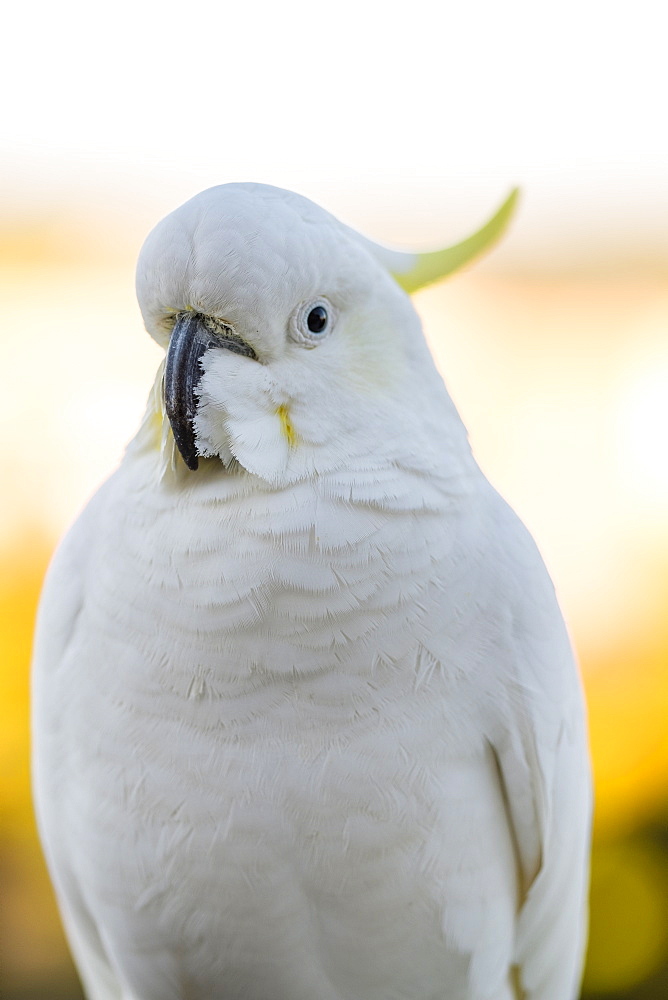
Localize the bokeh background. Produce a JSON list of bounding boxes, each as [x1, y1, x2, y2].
[[2, 2, 668, 997]]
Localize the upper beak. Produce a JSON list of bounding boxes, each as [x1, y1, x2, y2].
[[163, 312, 255, 471]]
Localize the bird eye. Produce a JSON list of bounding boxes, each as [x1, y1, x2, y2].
[[289, 298, 335, 347], [307, 305, 328, 333]]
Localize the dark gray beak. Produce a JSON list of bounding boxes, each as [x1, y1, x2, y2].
[[163, 312, 255, 471]]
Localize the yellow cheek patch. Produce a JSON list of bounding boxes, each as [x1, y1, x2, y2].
[[149, 404, 164, 443], [140, 362, 173, 458], [277, 404, 297, 447]]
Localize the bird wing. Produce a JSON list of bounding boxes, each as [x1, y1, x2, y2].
[[32, 485, 125, 1000], [486, 499, 592, 1000]]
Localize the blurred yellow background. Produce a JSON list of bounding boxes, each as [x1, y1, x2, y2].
[[2, 1, 668, 997]]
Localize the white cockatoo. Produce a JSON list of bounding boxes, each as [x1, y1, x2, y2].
[[32, 183, 591, 1000]]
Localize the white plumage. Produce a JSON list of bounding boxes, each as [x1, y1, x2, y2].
[[32, 183, 591, 1000]]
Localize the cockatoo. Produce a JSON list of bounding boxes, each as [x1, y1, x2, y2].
[[32, 183, 591, 1000]]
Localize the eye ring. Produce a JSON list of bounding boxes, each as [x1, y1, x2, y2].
[[289, 297, 336, 348]]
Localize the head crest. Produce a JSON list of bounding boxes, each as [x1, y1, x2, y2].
[[362, 188, 519, 293]]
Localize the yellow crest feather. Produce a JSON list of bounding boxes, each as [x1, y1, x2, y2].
[[392, 188, 519, 293]]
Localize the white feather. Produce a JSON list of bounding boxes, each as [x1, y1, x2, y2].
[[33, 183, 591, 1000]]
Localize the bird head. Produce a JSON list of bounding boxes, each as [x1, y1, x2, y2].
[[135, 183, 517, 485]]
